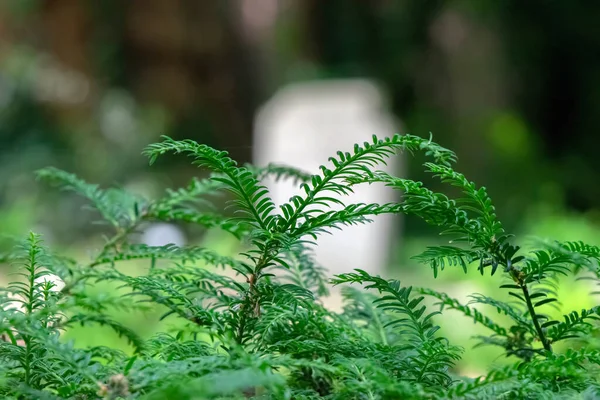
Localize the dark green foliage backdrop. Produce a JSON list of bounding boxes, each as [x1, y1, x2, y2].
[[1, 1, 599, 242]]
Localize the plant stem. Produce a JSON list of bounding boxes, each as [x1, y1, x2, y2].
[[23, 237, 37, 386], [521, 283, 552, 352], [234, 240, 279, 344]]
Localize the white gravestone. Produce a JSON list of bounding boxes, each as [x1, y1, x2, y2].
[[141, 223, 187, 247], [253, 80, 402, 305]]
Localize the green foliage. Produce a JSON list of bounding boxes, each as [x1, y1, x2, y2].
[[1, 133, 599, 399]]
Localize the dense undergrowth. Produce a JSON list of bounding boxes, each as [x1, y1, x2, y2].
[[1, 133, 600, 399]]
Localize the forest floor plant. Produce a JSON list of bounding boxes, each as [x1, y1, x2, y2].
[[1, 133, 600, 399]]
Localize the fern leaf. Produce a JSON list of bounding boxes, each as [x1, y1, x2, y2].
[[294, 202, 403, 240], [412, 246, 480, 277], [143, 136, 278, 232], [66, 314, 145, 353], [275, 245, 330, 297], [467, 294, 534, 335], [250, 163, 313, 185], [339, 287, 384, 342], [90, 243, 241, 270], [417, 288, 509, 338], [36, 168, 143, 228], [333, 269, 442, 345], [425, 162, 504, 241], [280, 134, 456, 235], [545, 308, 600, 344]]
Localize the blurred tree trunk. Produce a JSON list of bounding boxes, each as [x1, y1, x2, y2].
[[123, 0, 260, 163], [35, 0, 261, 164], [40, 0, 94, 126]]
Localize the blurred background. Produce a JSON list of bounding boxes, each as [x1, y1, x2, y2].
[[1, 0, 600, 375]]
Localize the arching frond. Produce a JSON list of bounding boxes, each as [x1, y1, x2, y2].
[[417, 288, 509, 339], [280, 134, 456, 236], [143, 136, 278, 233], [90, 243, 241, 270], [545, 308, 600, 344], [412, 246, 479, 277], [333, 269, 443, 345], [250, 163, 313, 185], [36, 167, 144, 228]]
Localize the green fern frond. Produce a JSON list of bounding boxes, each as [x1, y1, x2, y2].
[[538, 240, 600, 275], [417, 288, 509, 338], [411, 339, 462, 387], [36, 167, 144, 228], [333, 269, 442, 345], [554, 240, 600, 259], [522, 250, 573, 283], [425, 162, 504, 241], [341, 286, 397, 346], [294, 202, 403, 240], [413, 246, 480, 277], [275, 246, 330, 297], [250, 163, 313, 185], [143, 136, 278, 233], [141, 365, 287, 400], [446, 365, 519, 399], [143, 333, 212, 361], [158, 176, 224, 206], [146, 176, 247, 236], [66, 314, 145, 353], [148, 208, 245, 236], [4, 233, 62, 317], [279, 134, 456, 236], [90, 243, 241, 269], [347, 172, 472, 232], [467, 293, 534, 335], [122, 273, 226, 329], [252, 302, 312, 350], [545, 308, 600, 344]]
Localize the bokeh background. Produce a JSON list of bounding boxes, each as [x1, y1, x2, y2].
[[1, 0, 599, 376]]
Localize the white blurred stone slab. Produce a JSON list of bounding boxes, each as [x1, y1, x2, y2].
[[253, 79, 402, 299], [141, 223, 186, 247]]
